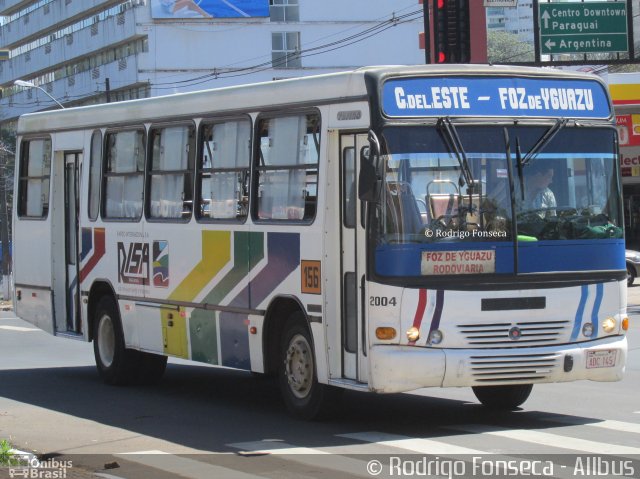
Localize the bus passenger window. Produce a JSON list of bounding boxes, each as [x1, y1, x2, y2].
[[197, 118, 251, 221], [102, 129, 145, 220], [255, 113, 320, 222], [18, 138, 51, 218], [88, 131, 102, 220], [148, 124, 195, 221]]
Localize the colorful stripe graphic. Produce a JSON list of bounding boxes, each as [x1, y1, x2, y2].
[[408, 289, 444, 345], [190, 232, 264, 364], [571, 285, 589, 341], [79, 228, 105, 282], [220, 232, 300, 368], [571, 283, 604, 341], [427, 290, 445, 341], [163, 231, 231, 358], [409, 289, 428, 346], [591, 283, 604, 336]]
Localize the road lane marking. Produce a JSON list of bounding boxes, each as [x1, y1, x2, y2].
[[446, 424, 640, 456], [117, 450, 266, 479], [0, 325, 39, 332], [228, 441, 371, 478], [542, 416, 640, 435], [338, 431, 487, 455]]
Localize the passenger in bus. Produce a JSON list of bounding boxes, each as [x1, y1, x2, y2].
[[523, 162, 556, 218]]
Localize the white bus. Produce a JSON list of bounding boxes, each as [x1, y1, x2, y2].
[[13, 65, 628, 418]]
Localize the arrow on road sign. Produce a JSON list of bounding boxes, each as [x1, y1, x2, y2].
[[541, 10, 550, 29], [544, 39, 556, 50]]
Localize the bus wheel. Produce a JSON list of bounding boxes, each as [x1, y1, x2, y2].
[[278, 315, 339, 419], [472, 384, 533, 410], [93, 296, 139, 385]]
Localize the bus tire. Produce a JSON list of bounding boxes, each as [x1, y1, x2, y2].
[[472, 384, 533, 410], [278, 314, 340, 419], [93, 296, 139, 386], [137, 352, 167, 385]]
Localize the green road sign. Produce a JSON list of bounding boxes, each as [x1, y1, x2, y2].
[[538, 2, 628, 55]]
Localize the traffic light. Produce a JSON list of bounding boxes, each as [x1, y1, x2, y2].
[[432, 0, 470, 64]]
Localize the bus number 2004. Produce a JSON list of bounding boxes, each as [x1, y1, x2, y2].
[[370, 296, 397, 307]]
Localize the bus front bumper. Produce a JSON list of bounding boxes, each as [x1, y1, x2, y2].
[[368, 335, 627, 394]]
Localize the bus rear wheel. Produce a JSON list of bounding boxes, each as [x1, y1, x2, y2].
[[472, 384, 533, 410], [278, 314, 340, 419], [93, 296, 140, 386]]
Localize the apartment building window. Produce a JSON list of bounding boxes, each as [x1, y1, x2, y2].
[[270, 0, 299, 22], [272, 32, 301, 68]]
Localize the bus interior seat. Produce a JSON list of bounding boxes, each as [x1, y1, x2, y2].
[[385, 181, 424, 237], [429, 193, 460, 224]]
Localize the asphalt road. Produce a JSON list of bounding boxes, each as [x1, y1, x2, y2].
[[0, 295, 639, 479]]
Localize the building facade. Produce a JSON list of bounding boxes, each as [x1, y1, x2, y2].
[[610, 72, 640, 249], [486, 1, 533, 43], [0, 0, 424, 126]]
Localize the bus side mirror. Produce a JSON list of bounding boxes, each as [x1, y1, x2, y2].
[[358, 147, 380, 202]]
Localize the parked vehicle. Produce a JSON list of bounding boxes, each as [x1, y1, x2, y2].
[[626, 250, 640, 286]]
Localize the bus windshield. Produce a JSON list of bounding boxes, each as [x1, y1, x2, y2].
[[373, 125, 622, 278]]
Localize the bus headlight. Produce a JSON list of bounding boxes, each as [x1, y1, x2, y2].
[[428, 329, 443, 345], [602, 317, 617, 334], [582, 323, 594, 337], [406, 327, 420, 342]]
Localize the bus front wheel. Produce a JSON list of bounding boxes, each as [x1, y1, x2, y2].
[[472, 384, 533, 410], [93, 296, 140, 385], [278, 314, 340, 419]]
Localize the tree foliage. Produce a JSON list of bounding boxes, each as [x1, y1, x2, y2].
[[487, 30, 534, 64]]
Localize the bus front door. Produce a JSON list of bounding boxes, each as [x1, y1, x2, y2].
[[53, 151, 82, 335], [340, 133, 368, 383]]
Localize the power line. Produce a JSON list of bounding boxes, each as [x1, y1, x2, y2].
[[147, 9, 422, 91]]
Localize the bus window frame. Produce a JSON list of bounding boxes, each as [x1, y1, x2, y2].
[[17, 136, 52, 221], [251, 109, 321, 225], [145, 120, 197, 224], [88, 129, 102, 222], [196, 114, 253, 224], [100, 125, 147, 223]]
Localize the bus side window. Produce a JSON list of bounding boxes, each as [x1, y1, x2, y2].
[[103, 129, 145, 220], [197, 118, 251, 221], [18, 138, 52, 218], [147, 124, 195, 221], [255, 112, 320, 222], [88, 131, 102, 220]]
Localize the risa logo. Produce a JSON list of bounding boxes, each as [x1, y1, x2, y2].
[[118, 242, 150, 285]]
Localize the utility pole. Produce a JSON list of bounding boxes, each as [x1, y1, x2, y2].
[[422, 0, 431, 64]]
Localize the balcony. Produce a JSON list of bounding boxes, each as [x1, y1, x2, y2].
[[0, 0, 122, 48], [0, 0, 33, 16], [0, 6, 138, 86], [0, 53, 139, 121]]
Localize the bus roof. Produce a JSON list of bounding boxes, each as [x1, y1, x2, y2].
[[16, 64, 607, 134]]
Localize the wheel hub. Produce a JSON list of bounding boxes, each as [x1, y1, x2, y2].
[[97, 315, 116, 368], [284, 334, 313, 399]]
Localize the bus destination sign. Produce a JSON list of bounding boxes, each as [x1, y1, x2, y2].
[[382, 77, 611, 119]]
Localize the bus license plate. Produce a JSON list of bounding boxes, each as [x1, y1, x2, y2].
[[586, 350, 617, 369]]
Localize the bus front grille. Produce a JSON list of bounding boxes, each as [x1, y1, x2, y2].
[[458, 320, 571, 348], [469, 353, 561, 383]]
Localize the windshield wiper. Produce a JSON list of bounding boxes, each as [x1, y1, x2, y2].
[[437, 117, 476, 194], [516, 136, 524, 201], [504, 128, 519, 272], [521, 118, 568, 167]]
